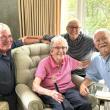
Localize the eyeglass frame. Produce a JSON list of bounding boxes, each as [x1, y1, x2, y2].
[[53, 46, 67, 50], [0, 35, 12, 42], [67, 26, 81, 30]]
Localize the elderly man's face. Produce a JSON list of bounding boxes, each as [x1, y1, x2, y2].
[[66, 20, 81, 40], [94, 31, 110, 57], [50, 41, 68, 63], [0, 30, 13, 53]]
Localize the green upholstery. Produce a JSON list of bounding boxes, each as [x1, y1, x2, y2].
[[12, 43, 98, 110], [0, 101, 9, 110]]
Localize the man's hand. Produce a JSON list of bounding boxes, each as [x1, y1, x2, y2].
[[41, 39, 50, 44], [21, 35, 43, 45], [78, 60, 90, 69], [80, 83, 89, 96]]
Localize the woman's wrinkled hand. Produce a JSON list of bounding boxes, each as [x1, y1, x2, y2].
[[50, 90, 64, 103]]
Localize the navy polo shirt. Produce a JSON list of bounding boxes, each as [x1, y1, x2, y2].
[[0, 40, 23, 95]]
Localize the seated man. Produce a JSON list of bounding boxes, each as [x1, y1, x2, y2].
[[0, 23, 42, 110], [41, 18, 95, 77], [33, 36, 92, 110], [80, 28, 110, 96]]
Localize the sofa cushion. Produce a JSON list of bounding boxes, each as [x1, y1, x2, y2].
[[0, 101, 9, 110], [12, 43, 50, 87]]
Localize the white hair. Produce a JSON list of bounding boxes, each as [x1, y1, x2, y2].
[[50, 36, 68, 50], [0, 23, 11, 34], [93, 28, 110, 40]]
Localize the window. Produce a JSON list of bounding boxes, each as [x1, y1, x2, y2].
[[61, 0, 110, 36], [61, 0, 77, 33], [85, 0, 110, 36]]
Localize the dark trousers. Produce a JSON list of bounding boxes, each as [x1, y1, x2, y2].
[[0, 91, 17, 110], [40, 88, 92, 110]]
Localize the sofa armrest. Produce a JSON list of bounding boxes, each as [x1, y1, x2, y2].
[[72, 74, 84, 88], [16, 84, 44, 110], [0, 101, 9, 110], [72, 74, 98, 109]]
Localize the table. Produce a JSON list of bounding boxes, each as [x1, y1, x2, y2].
[[95, 91, 110, 110], [89, 82, 110, 110]]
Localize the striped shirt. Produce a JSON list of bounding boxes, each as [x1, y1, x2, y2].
[[43, 32, 95, 76]]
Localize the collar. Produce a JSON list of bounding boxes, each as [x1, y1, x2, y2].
[[0, 50, 11, 59], [100, 54, 110, 63], [0, 53, 5, 58], [49, 55, 64, 68], [106, 55, 110, 62], [68, 32, 83, 44]]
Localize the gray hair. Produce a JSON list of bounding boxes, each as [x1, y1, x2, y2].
[[0, 23, 11, 34], [93, 28, 110, 40], [50, 36, 68, 50]]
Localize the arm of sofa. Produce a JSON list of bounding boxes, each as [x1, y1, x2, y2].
[[0, 101, 9, 110], [71, 74, 98, 109], [71, 74, 84, 89], [16, 84, 44, 110]]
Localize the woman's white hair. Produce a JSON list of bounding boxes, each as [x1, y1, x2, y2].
[[50, 36, 68, 50], [0, 23, 11, 33]]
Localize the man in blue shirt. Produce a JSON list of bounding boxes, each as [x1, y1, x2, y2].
[[0, 23, 42, 110], [80, 28, 110, 96]]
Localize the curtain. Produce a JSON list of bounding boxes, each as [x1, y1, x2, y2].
[[18, 0, 61, 37]]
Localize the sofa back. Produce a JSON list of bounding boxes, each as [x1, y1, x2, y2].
[[12, 43, 50, 87]]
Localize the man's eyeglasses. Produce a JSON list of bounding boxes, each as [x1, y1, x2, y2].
[[67, 26, 80, 29], [0, 35, 12, 42], [53, 46, 67, 50]]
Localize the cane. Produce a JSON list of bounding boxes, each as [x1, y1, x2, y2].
[[52, 76, 65, 110]]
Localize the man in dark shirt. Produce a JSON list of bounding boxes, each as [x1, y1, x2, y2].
[[0, 23, 42, 110], [42, 18, 95, 77]]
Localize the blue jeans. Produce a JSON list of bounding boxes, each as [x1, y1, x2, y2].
[[40, 88, 92, 110]]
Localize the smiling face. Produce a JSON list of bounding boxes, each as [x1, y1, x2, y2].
[[93, 30, 110, 57], [0, 23, 13, 54], [66, 19, 81, 40], [50, 37, 68, 64]]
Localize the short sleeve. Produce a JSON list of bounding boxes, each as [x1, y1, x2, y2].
[[86, 54, 102, 82], [35, 60, 47, 80], [67, 56, 79, 70]]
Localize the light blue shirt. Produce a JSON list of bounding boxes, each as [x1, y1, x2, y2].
[[86, 52, 110, 89]]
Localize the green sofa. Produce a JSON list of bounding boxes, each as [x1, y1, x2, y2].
[[12, 43, 99, 110], [0, 101, 9, 110]]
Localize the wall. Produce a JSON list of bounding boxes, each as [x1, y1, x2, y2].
[[0, 0, 20, 39]]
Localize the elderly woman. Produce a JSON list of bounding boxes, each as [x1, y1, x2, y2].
[[33, 36, 92, 110], [41, 18, 95, 77]]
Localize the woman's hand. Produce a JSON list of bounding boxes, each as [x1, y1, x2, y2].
[[50, 90, 64, 103]]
